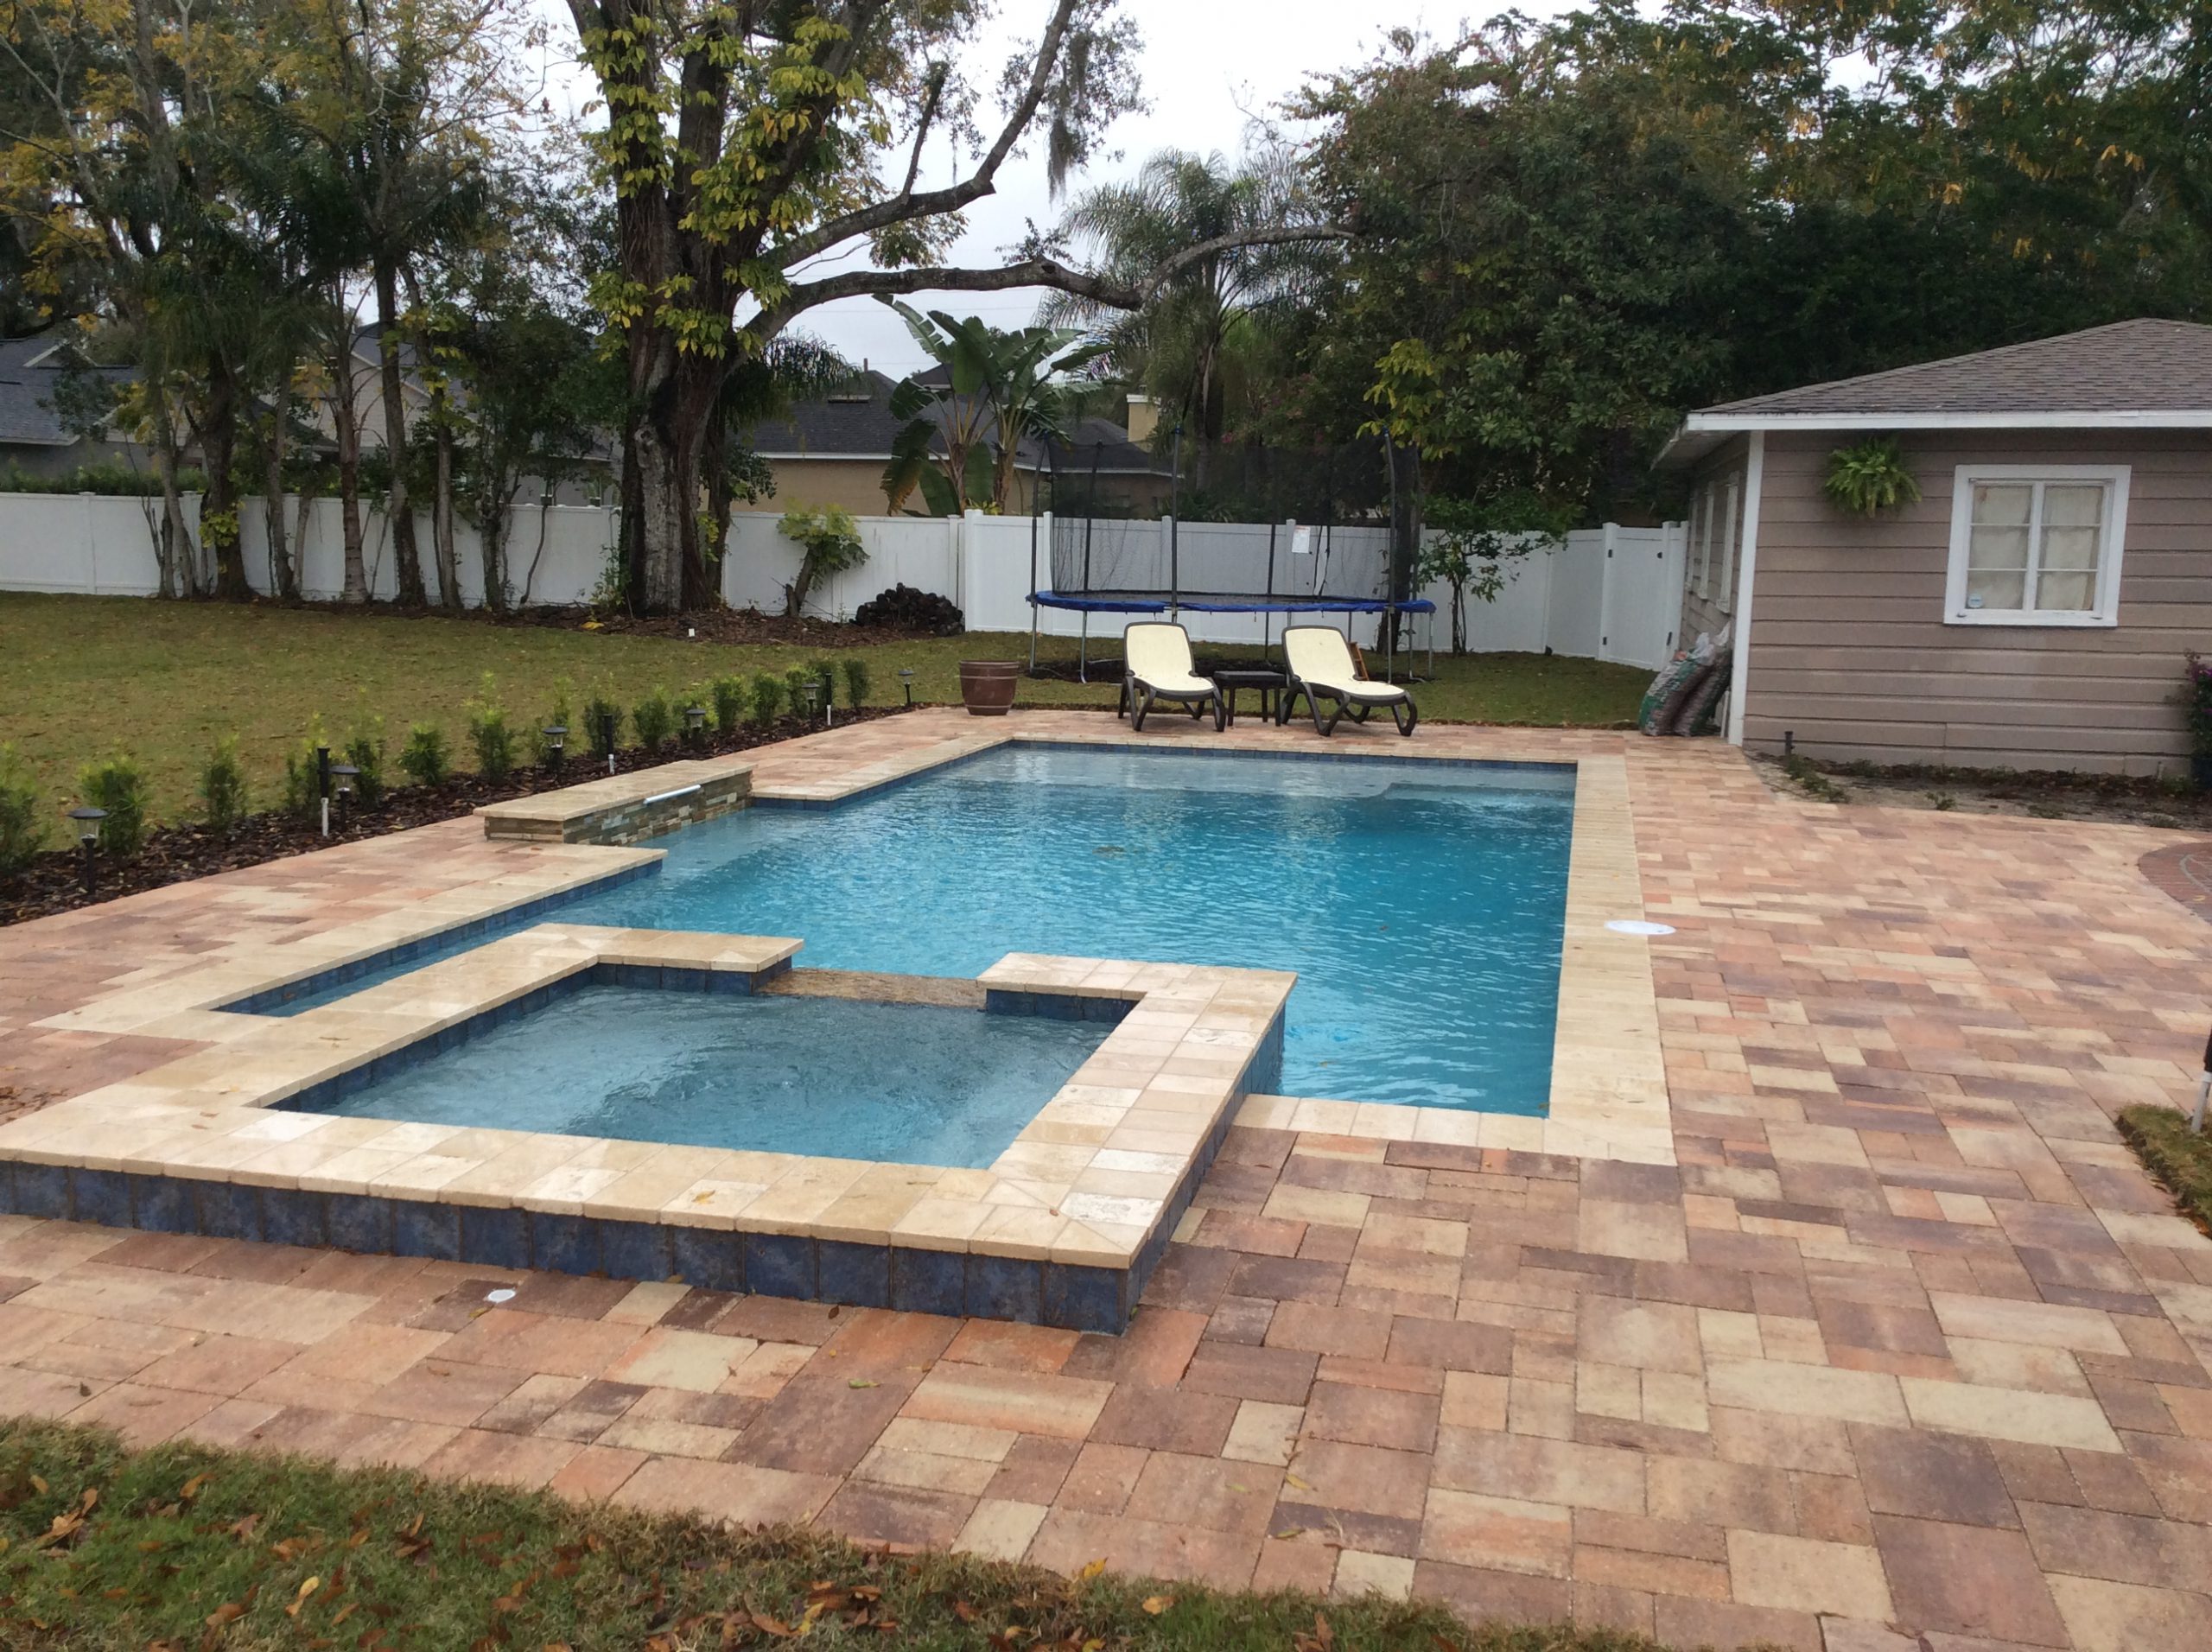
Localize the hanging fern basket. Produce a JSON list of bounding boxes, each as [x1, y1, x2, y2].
[[1823, 436, 1921, 516]]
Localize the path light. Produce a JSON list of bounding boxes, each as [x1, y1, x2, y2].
[[684, 703, 708, 752], [899, 667, 916, 708], [802, 679, 821, 726], [330, 763, 359, 830], [67, 806, 105, 897], [541, 724, 568, 773]]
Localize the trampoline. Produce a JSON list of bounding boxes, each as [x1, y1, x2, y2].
[[1027, 444, 1433, 682]]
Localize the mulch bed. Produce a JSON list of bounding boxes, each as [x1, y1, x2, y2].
[[0, 705, 912, 929], [292, 597, 936, 650]]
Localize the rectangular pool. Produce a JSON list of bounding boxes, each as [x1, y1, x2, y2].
[[537, 746, 1575, 1112]]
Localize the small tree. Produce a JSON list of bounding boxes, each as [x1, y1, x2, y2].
[[777, 505, 868, 620], [199, 737, 250, 834], [0, 745, 46, 874], [1419, 492, 1573, 655]]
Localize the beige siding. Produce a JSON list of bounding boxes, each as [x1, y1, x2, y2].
[[1741, 428, 2212, 775], [1678, 437, 1749, 647], [741, 461, 1172, 518]]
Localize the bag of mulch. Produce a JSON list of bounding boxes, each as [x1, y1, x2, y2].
[[1673, 651, 1732, 735], [1637, 651, 1703, 734]]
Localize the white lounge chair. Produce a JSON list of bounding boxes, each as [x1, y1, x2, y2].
[[1120, 620, 1224, 733], [1279, 624, 1418, 737]]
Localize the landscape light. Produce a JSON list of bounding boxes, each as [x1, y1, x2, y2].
[[684, 704, 708, 751], [315, 743, 333, 836], [802, 680, 821, 725], [899, 667, 916, 708], [330, 763, 359, 828], [541, 724, 568, 772], [67, 805, 105, 896]]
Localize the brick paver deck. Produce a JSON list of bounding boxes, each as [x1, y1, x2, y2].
[[3, 708, 2210, 1650]]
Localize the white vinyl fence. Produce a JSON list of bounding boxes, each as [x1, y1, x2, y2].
[[0, 493, 1687, 670]]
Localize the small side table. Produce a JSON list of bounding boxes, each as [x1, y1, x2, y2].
[[1211, 668, 1287, 728]]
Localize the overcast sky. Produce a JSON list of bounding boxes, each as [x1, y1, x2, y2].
[[531, 2, 1586, 375]]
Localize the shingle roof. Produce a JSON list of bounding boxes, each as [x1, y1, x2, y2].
[[1698, 318, 2212, 419], [743, 371, 1169, 477], [0, 335, 134, 447]]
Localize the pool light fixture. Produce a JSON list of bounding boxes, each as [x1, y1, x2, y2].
[[541, 723, 568, 772], [1605, 918, 1675, 937], [67, 805, 105, 895]]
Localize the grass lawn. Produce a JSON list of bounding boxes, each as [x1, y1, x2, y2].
[[0, 594, 1650, 822], [2117, 1104, 2212, 1236], [0, 1420, 1666, 1651]]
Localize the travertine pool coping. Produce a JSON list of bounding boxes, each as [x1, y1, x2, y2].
[[0, 924, 1289, 1332]]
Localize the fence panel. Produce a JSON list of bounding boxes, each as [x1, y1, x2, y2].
[[0, 493, 1685, 672]]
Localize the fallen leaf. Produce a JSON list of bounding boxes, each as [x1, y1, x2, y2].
[[951, 1600, 977, 1623], [1284, 1471, 1314, 1491], [847, 1378, 878, 1389], [179, 1473, 212, 1503], [1141, 1594, 1175, 1615], [1077, 1559, 1106, 1580], [284, 1576, 321, 1618], [204, 1601, 247, 1629], [1270, 1527, 1306, 1541], [29, 1475, 47, 1494]]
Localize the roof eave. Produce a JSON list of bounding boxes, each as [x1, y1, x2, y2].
[[1684, 408, 2212, 433]]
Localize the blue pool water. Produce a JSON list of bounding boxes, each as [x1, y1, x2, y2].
[[294, 985, 1109, 1168], [543, 747, 1575, 1112]]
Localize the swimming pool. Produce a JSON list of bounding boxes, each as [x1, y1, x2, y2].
[[289, 982, 1114, 1169], [542, 746, 1574, 1112]]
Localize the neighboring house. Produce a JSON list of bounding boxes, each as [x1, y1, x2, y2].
[[1655, 319, 2212, 775], [741, 369, 1176, 516], [0, 335, 145, 478]]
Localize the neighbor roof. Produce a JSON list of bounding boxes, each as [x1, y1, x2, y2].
[[744, 370, 1170, 480], [1656, 318, 2212, 466], [0, 334, 133, 448]]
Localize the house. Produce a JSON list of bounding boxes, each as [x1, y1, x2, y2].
[[1655, 318, 2212, 776], [741, 370, 1176, 517], [0, 335, 145, 478]]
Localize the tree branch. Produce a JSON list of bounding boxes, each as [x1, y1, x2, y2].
[[767, 0, 1084, 272], [747, 224, 1350, 343]]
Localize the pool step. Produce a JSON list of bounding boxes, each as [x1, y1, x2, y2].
[[759, 967, 985, 1008]]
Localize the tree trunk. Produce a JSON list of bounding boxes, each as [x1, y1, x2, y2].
[[702, 416, 734, 607], [480, 461, 510, 613], [201, 357, 251, 600], [149, 401, 193, 598], [1383, 436, 1423, 658], [621, 365, 712, 615], [373, 257, 427, 606], [432, 402, 459, 609], [264, 405, 298, 601], [330, 330, 367, 602]]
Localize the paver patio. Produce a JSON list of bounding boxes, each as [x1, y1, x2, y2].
[[2, 707, 2209, 1650]]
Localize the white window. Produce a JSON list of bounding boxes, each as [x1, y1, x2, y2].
[[1944, 465, 2128, 627], [1689, 486, 1712, 598]]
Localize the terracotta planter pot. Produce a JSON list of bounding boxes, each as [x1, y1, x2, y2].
[[958, 660, 1021, 716]]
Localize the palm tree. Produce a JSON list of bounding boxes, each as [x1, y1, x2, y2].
[[1042, 149, 1328, 486], [878, 302, 1105, 515]]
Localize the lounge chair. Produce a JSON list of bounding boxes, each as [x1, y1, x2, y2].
[[1279, 624, 1418, 737], [1120, 621, 1224, 733]]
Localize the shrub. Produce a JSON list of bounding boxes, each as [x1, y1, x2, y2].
[[467, 673, 516, 782], [199, 736, 250, 834], [280, 715, 329, 820], [776, 502, 867, 618], [710, 675, 747, 735], [533, 676, 577, 767], [842, 658, 871, 708], [78, 749, 150, 857], [342, 712, 387, 808], [0, 744, 46, 874], [784, 665, 816, 716], [397, 723, 450, 787], [632, 686, 677, 753], [582, 685, 625, 761], [748, 672, 784, 728]]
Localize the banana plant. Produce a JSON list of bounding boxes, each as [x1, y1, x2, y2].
[[879, 299, 1109, 515]]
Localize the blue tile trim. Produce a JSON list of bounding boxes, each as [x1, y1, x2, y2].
[[817, 1241, 890, 1308], [13, 1164, 67, 1220], [391, 1199, 460, 1261], [460, 1205, 531, 1270], [67, 1167, 132, 1228], [966, 1255, 1042, 1323], [133, 1175, 195, 1235], [669, 1226, 743, 1293], [194, 1180, 264, 1242], [983, 988, 1134, 1025], [598, 1219, 672, 1283], [530, 1213, 601, 1277], [1043, 1263, 1127, 1333], [262, 1188, 330, 1248], [328, 1193, 394, 1254], [891, 1247, 966, 1317], [746, 1232, 817, 1299]]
